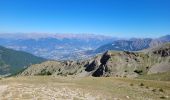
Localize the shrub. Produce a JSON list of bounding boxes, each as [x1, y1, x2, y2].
[[160, 96, 166, 99], [106, 74, 110, 77], [146, 66, 149, 70], [46, 71, 52, 75], [152, 89, 157, 92], [146, 86, 149, 89], [68, 72, 74, 75], [38, 69, 52, 75], [159, 88, 164, 92], [134, 70, 143, 75], [130, 83, 134, 86], [139, 83, 144, 86]]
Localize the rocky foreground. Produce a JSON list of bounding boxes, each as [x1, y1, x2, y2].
[[0, 76, 170, 100], [0, 77, 106, 100]]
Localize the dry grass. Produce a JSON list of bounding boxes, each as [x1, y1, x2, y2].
[[138, 71, 170, 81], [0, 76, 170, 100]]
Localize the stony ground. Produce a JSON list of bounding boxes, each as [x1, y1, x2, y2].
[[0, 76, 170, 100], [0, 84, 99, 100], [0, 76, 109, 100]]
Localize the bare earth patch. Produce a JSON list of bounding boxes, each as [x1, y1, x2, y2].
[[0, 83, 104, 100], [0, 85, 8, 98], [0, 78, 110, 100]]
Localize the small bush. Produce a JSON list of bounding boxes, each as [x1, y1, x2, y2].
[[146, 66, 149, 70], [160, 96, 166, 99], [106, 74, 110, 77], [46, 71, 52, 75], [134, 70, 143, 75], [130, 83, 134, 86], [139, 83, 144, 86], [152, 89, 157, 92], [145, 86, 149, 89], [38, 69, 52, 75], [68, 72, 74, 75], [159, 88, 164, 92]]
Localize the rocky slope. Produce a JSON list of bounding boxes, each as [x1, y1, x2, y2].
[[20, 43, 170, 78]]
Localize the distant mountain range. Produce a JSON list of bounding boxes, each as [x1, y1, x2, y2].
[[0, 46, 46, 75], [0, 33, 170, 61], [0, 33, 116, 60], [94, 35, 170, 53]]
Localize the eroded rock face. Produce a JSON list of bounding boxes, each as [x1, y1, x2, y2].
[[85, 60, 98, 72], [92, 65, 105, 77], [153, 48, 170, 57], [92, 51, 111, 77], [149, 43, 170, 57], [85, 56, 101, 72], [100, 51, 111, 65]]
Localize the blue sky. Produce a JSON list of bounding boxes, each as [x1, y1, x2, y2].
[[0, 0, 170, 38]]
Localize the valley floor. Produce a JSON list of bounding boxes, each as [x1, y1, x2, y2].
[[0, 76, 170, 100]]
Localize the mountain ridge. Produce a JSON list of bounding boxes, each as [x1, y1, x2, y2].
[[20, 43, 170, 78], [94, 35, 170, 53]]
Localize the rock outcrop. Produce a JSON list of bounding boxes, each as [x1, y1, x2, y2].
[[20, 43, 170, 78]]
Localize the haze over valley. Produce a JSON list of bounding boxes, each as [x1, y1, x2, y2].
[[0, 33, 116, 60], [1, 33, 170, 61]]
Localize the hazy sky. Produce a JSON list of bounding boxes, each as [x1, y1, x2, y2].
[[0, 0, 170, 38]]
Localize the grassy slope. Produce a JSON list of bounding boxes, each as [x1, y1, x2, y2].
[[137, 71, 170, 81], [0, 76, 170, 100], [0, 46, 46, 75]]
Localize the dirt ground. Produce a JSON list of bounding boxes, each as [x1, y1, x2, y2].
[[0, 76, 170, 100]]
